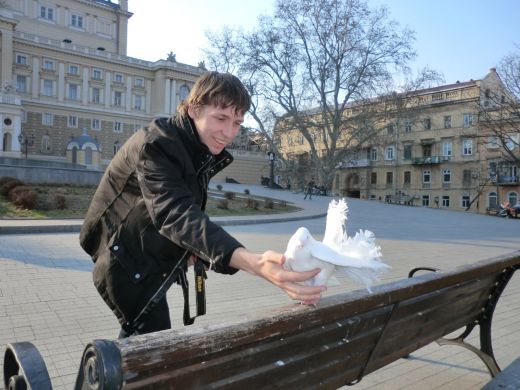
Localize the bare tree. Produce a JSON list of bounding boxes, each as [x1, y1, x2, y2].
[[204, 0, 417, 190], [477, 48, 520, 167]]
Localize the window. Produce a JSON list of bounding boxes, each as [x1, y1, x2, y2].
[[463, 170, 472, 185], [41, 135, 52, 153], [114, 91, 122, 106], [442, 140, 452, 157], [403, 144, 412, 160], [487, 136, 500, 149], [385, 146, 395, 160], [462, 139, 473, 155], [113, 141, 121, 155], [92, 118, 101, 130], [68, 115, 78, 128], [369, 147, 378, 161], [179, 85, 190, 101], [424, 118, 431, 130], [135, 78, 144, 87], [85, 147, 92, 165], [16, 75, 27, 93], [71, 14, 84, 28], [113, 121, 123, 132], [16, 54, 27, 65], [134, 95, 143, 110], [42, 112, 53, 126], [441, 196, 450, 208], [114, 73, 124, 83], [370, 172, 377, 185], [423, 170, 431, 183], [488, 192, 498, 209], [461, 196, 470, 208], [403, 171, 411, 185], [43, 60, 54, 70], [69, 65, 79, 75], [422, 195, 430, 207], [404, 121, 412, 133], [387, 124, 394, 135], [92, 87, 101, 104], [92, 69, 102, 80], [298, 134, 304, 145], [444, 116, 451, 129], [508, 192, 518, 206], [68, 84, 79, 100], [463, 113, 474, 128], [40, 6, 54, 21], [42, 79, 53, 96], [442, 169, 451, 183], [386, 172, 393, 185]]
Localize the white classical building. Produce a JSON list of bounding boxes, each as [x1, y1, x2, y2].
[[0, 0, 205, 168]]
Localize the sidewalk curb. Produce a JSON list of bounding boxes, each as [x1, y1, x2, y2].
[[0, 212, 327, 235]]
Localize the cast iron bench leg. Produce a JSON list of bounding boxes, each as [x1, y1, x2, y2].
[[3, 342, 52, 390]]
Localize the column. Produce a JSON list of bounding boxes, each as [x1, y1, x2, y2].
[[163, 78, 171, 115], [125, 76, 131, 111], [169, 79, 177, 114], [145, 79, 152, 115], [1, 28, 14, 86], [32, 57, 39, 98], [82, 67, 89, 104], [58, 62, 65, 101], [105, 71, 111, 108]]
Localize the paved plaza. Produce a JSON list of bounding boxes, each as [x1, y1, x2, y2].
[[0, 183, 519, 389]]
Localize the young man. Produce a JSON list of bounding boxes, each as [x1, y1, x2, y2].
[[80, 72, 325, 337]]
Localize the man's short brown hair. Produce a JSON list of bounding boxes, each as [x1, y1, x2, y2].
[[178, 72, 251, 118]]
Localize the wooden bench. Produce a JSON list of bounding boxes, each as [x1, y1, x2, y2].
[[3, 251, 520, 389]]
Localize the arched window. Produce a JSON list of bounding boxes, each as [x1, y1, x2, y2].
[[71, 146, 78, 164], [508, 192, 518, 206], [179, 85, 190, 102], [488, 192, 497, 209], [2, 133, 12, 152], [85, 146, 92, 165], [113, 141, 121, 156]]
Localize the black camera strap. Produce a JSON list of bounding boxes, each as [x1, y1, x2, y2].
[[180, 259, 207, 325]]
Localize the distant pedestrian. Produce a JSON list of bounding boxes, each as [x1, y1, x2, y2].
[[304, 179, 315, 200]]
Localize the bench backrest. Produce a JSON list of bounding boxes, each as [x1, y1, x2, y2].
[[76, 251, 520, 389]]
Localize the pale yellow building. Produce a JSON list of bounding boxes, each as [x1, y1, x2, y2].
[[0, 0, 205, 169], [276, 69, 520, 215]]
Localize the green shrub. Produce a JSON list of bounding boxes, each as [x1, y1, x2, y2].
[[216, 184, 223, 191]]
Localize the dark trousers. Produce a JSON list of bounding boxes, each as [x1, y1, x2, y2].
[[118, 296, 171, 338]]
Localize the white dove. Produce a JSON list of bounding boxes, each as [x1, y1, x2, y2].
[[284, 198, 389, 292]]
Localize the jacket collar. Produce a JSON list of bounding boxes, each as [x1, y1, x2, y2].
[[169, 115, 234, 175]]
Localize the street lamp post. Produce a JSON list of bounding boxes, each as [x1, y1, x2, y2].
[[18, 133, 34, 159], [268, 151, 276, 188]]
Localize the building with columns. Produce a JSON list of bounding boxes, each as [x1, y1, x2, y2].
[[0, 0, 205, 168]]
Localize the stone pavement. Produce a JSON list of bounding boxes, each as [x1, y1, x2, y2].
[[0, 182, 519, 389]]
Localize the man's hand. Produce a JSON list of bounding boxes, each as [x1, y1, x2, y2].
[[230, 248, 326, 305]]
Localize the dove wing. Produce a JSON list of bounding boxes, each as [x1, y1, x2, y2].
[[322, 199, 348, 247], [308, 240, 377, 268]]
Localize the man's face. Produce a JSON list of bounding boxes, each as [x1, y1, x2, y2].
[[188, 104, 244, 155]]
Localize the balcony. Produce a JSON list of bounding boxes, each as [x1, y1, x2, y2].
[[497, 175, 519, 185], [412, 156, 441, 165], [338, 159, 370, 168]]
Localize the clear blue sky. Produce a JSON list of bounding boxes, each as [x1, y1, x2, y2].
[[127, 0, 519, 84]]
